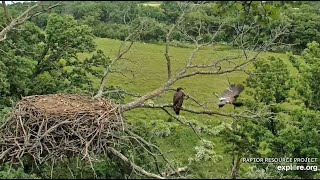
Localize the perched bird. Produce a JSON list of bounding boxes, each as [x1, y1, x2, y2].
[[217, 84, 245, 109], [173, 87, 186, 115]]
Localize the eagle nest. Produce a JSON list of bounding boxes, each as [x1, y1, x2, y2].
[[0, 94, 124, 165]]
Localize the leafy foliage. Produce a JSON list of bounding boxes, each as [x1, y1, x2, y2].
[[289, 41, 320, 110], [0, 163, 40, 179], [246, 57, 291, 105], [188, 139, 223, 163], [2, 1, 320, 179], [0, 13, 114, 107], [282, 4, 320, 53]]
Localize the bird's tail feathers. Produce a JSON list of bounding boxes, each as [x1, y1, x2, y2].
[[175, 109, 180, 115], [233, 102, 244, 107], [173, 106, 180, 115]]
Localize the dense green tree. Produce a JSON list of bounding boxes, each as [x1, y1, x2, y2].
[[0, 13, 111, 107], [289, 41, 320, 110], [221, 44, 320, 179], [283, 4, 320, 53], [3, 1, 320, 179], [246, 57, 291, 105], [220, 56, 293, 178], [268, 109, 320, 179], [6, 1, 320, 52]]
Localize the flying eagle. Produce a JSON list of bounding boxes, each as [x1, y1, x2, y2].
[[217, 84, 244, 108], [173, 87, 186, 115]]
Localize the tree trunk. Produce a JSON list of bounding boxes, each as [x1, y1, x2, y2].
[[231, 155, 242, 179]]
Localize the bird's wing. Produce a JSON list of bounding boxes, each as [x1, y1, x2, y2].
[[173, 91, 184, 105], [220, 84, 244, 100], [176, 98, 184, 107]]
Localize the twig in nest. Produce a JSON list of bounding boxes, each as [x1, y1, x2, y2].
[[0, 94, 123, 166], [0, 94, 171, 179]]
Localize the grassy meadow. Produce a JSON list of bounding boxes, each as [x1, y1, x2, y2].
[[78, 38, 294, 178]]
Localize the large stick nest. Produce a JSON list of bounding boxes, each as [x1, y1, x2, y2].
[[0, 94, 124, 165]]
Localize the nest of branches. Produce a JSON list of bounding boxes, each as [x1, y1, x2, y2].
[[0, 94, 124, 165]]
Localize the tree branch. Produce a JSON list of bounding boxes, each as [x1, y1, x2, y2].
[[94, 18, 152, 98], [133, 103, 272, 120], [121, 2, 288, 116], [1, 1, 11, 23], [103, 89, 142, 98], [159, 106, 202, 140], [95, 40, 134, 98], [124, 129, 183, 178], [164, 2, 194, 81], [0, 1, 62, 42], [107, 147, 164, 179]]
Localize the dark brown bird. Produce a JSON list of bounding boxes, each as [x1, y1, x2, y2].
[[217, 84, 244, 108], [173, 87, 185, 115]]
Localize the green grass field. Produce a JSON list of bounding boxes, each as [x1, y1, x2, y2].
[[78, 38, 293, 178]]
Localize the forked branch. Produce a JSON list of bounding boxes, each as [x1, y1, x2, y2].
[[108, 147, 165, 179], [121, 3, 288, 122], [0, 1, 62, 42], [95, 23, 144, 98]]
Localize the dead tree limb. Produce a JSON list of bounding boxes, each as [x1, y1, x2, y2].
[[107, 4, 290, 143], [107, 147, 165, 179], [0, 1, 62, 42], [161, 166, 188, 177], [231, 153, 242, 179], [124, 129, 183, 177], [94, 17, 152, 98], [132, 103, 274, 120], [164, 2, 193, 80], [1, 1, 11, 23], [95, 40, 134, 98], [103, 89, 142, 98], [159, 106, 202, 140]]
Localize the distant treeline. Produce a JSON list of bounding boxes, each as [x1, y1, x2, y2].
[[5, 1, 320, 53]]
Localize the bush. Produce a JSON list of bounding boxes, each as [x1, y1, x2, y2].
[[93, 23, 130, 40], [0, 163, 40, 179]]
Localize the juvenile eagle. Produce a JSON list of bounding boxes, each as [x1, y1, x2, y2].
[[217, 84, 244, 108], [173, 87, 185, 115]]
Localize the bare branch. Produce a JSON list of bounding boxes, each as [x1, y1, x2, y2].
[[124, 130, 183, 178], [161, 166, 188, 177], [133, 103, 271, 120], [0, 1, 62, 42], [28, 2, 62, 19], [122, 2, 288, 115], [103, 89, 142, 98], [2, 1, 11, 23], [185, 94, 207, 108], [121, 83, 172, 112], [110, 67, 135, 81], [188, 54, 244, 69], [107, 147, 165, 179], [0, 33, 6, 42], [213, 92, 220, 98], [95, 40, 134, 98], [94, 16, 155, 98], [159, 106, 202, 140], [165, 5, 188, 80]]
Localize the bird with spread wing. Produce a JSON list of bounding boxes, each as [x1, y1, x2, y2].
[[216, 84, 245, 108]]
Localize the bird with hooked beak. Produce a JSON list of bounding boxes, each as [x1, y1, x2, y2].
[[216, 84, 245, 109], [173, 87, 186, 115]]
